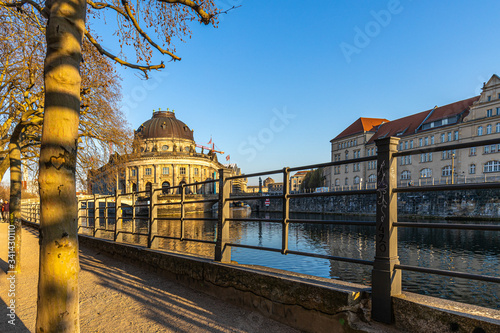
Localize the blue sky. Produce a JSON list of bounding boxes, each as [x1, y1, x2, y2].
[[107, 0, 500, 181]]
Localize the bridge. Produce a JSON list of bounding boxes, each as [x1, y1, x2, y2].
[[19, 137, 500, 332]]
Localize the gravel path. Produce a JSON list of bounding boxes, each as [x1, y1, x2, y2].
[[0, 224, 299, 332]]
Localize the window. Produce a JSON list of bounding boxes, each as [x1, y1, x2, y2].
[[487, 109, 493, 117], [345, 165, 348, 173], [441, 133, 446, 143], [401, 170, 411, 180], [469, 164, 476, 174], [404, 141, 408, 150], [420, 168, 432, 178], [419, 138, 423, 147], [162, 145, 169, 151], [131, 169, 136, 177], [447, 132, 452, 141], [470, 147, 476, 156], [488, 96, 491, 101], [145, 168, 152, 176], [400, 155, 412, 165], [410, 140, 414, 148], [442, 166, 453, 177], [180, 167, 186, 175], [430, 136, 434, 145], [353, 176, 360, 184], [496, 123, 500, 133], [497, 107, 500, 115], [399, 142, 404, 151], [162, 181, 170, 194], [485, 145, 490, 154], [487, 124, 492, 134], [454, 131, 458, 141], [145, 182, 152, 192], [345, 178, 348, 185], [353, 163, 360, 172], [442, 150, 456, 160], [345, 151, 349, 159], [335, 179, 340, 186], [420, 153, 432, 162], [485, 145, 497, 154], [484, 161, 500, 173], [194, 168, 199, 176], [368, 174, 376, 183], [162, 167, 169, 175], [478, 126, 483, 136]]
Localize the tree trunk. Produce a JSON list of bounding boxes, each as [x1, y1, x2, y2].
[[9, 136, 22, 273], [36, 0, 86, 332]]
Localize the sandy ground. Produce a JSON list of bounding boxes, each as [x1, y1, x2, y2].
[[0, 224, 300, 333]]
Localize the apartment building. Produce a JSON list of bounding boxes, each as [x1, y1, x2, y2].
[[327, 74, 500, 189]]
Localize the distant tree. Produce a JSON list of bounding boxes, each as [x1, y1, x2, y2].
[[0, 0, 221, 331], [300, 168, 324, 191]]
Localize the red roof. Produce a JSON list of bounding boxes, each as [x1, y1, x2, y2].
[[332, 117, 389, 141], [365, 96, 479, 144], [423, 96, 479, 123]]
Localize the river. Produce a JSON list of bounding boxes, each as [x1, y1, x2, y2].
[[92, 208, 500, 310]]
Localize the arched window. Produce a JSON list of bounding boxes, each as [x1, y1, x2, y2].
[[400, 170, 411, 180], [477, 126, 483, 136], [442, 166, 453, 176], [420, 168, 432, 178], [484, 161, 500, 173], [145, 182, 152, 193], [178, 181, 187, 194], [487, 124, 492, 134], [469, 164, 476, 174], [353, 176, 360, 184], [335, 179, 340, 186], [368, 174, 376, 183], [131, 183, 137, 193], [162, 181, 170, 194]]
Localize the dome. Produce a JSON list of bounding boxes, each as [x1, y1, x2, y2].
[[136, 111, 194, 141]]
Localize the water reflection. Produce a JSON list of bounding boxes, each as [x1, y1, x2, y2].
[[85, 210, 500, 310]]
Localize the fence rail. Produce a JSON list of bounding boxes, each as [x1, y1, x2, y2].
[[21, 136, 500, 324]]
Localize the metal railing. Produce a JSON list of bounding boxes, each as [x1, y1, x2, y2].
[[20, 136, 500, 324]]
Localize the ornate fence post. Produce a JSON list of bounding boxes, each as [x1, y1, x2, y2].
[[115, 191, 123, 243], [180, 184, 185, 241], [93, 194, 99, 237], [282, 167, 290, 254], [148, 186, 158, 248], [215, 169, 231, 262], [372, 137, 401, 324]]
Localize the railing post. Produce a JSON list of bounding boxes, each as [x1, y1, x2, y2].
[[93, 194, 99, 237], [372, 137, 401, 324], [215, 169, 231, 262], [282, 167, 290, 254], [115, 192, 123, 243], [148, 187, 158, 248], [180, 184, 185, 241]]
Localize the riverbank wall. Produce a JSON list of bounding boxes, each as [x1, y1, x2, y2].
[[243, 189, 500, 219]]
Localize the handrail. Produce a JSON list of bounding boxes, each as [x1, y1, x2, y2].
[[20, 134, 500, 326]]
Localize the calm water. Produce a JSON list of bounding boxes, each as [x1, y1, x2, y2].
[[90, 210, 500, 310]]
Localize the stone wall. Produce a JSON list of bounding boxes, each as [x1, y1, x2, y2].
[[245, 189, 500, 219]]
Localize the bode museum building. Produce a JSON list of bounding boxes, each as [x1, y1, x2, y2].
[[88, 109, 245, 195]]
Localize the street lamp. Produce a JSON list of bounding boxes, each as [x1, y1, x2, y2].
[[451, 152, 456, 185]]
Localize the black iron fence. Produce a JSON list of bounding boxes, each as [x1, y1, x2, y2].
[[21, 136, 500, 324]]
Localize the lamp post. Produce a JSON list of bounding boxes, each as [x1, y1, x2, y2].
[[451, 152, 456, 184]]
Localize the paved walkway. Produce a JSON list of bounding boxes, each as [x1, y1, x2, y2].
[[0, 224, 299, 332]]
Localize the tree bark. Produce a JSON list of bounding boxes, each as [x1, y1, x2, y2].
[[36, 0, 86, 331], [9, 129, 22, 273]]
